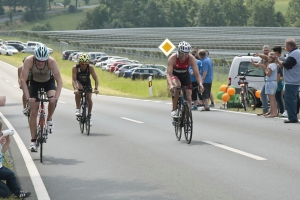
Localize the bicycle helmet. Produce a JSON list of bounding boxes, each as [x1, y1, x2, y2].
[[178, 41, 191, 53], [34, 44, 49, 61], [78, 53, 90, 63]]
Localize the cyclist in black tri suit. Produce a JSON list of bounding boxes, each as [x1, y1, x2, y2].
[[72, 53, 99, 126], [166, 41, 204, 117]]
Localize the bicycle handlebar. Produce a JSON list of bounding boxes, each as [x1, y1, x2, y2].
[[234, 69, 254, 79]]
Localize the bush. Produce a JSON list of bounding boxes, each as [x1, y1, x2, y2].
[[31, 21, 52, 31], [68, 5, 76, 13], [4, 21, 9, 27]]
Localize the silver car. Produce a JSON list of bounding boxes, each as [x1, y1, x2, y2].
[[115, 64, 142, 77]]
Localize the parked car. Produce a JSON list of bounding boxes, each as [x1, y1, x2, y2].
[[4, 40, 25, 45], [228, 55, 263, 91], [131, 68, 166, 80], [114, 63, 127, 72], [110, 61, 131, 73], [139, 64, 167, 72], [62, 50, 79, 60], [101, 57, 128, 70], [72, 52, 85, 62], [6, 43, 27, 52], [0, 45, 18, 55], [123, 68, 137, 78], [22, 41, 53, 54], [115, 64, 142, 77], [68, 52, 78, 60], [93, 56, 123, 65], [87, 52, 107, 64]]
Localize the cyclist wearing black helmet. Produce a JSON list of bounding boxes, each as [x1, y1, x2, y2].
[[21, 44, 62, 152], [166, 41, 204, 118], [72, 53, 99, 126]]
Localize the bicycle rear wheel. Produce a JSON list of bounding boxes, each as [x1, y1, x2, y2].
[[246, 90, 257, 110], [240, 88, 247, 111], [184, 104, 193, 144]]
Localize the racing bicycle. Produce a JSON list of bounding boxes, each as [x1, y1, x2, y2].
[[172, 86, 198, 144], [35, 88, 49, 163], [235, 69, 257, 111], [76, 87, 94, 135]]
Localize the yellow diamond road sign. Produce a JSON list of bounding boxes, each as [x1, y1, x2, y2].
[[159, 38, 176, 57]]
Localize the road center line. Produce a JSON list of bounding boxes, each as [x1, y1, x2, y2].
[[121, 117, 144, 124], [0, 112, 50, 200], [203, 141, 267, 161]]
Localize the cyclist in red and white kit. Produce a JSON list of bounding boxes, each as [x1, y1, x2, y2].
[[166, 41, 204, 117]]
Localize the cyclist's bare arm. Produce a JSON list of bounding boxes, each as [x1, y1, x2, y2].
[[18, 66, 22, 88], [89, 65, 99, 93], [48, 57, 63, 100], [21, 56, 32, 101], [166, 53, 176, 91], [72, 66, 79, 92]]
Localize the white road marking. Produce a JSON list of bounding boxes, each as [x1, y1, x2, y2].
[[142, 100, 151, 102], [203, 141, 267, 161], [58, 101, 66, 104], [153, 101, 161, 103], [121, 117, 144, 124], [13, 85, 18, 88], [0, 112, 50, 200], [165, 102, 172, 105], [5, 80, 9, 82]]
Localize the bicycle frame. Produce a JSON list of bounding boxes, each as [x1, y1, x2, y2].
[[77, 87, 93, 135]]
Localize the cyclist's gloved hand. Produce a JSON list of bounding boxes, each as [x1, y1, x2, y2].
[[169, 85, 174, 93], [94, 89, 99, 94], [74, 89, 79, 95]]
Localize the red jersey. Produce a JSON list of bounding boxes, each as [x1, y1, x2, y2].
[[173, 53, 189, 73]]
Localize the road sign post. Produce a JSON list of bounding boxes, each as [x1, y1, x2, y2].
[[149, 76, 153, 97]]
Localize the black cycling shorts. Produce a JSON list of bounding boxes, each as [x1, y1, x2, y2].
[[29, 78, 56, 98], [172, 71, 191, 87], [76, 81, 92, 92]]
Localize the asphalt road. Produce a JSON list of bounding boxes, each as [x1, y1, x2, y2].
[[1, 60, 300, 200]]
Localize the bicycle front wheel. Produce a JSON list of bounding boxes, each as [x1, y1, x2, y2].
[[86, 103, 90, 135], [174, 101, 182, 141], [184, 104, 193, 144], [39, 125, 44, 163], [246, 90, 257, 110], [79, 102, 86, 133]]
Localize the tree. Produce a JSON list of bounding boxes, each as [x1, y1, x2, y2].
[[221, 0, 248, 26], [197, 0, 226, 26], [6, 10, 13, 23], [285, 0, 300, 27], [165, 0, 187, 27], [0, 0, 4, 15], [63, 0, 71, 9], [139, 0, 167, 27], [23, 0, 47, 21], [247, 0, 277, 26], [275, 11, 285, 27], [3, 0, 22, 13], [48, 0, 54, 10], [76, 4, 109, 29], [84, 0, 90, 5]]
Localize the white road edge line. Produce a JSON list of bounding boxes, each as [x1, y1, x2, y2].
[[0, 112, 50, 200], [5, 80, 9, 82], [203, 140, 267, 161], [58, 101, 66, 104], [121, 117, 144, 124], [13, 85, 18, 88]]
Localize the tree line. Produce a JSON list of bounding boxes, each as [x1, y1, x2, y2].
[[76, 0, 300, 29], [0, 0, 89, 22]]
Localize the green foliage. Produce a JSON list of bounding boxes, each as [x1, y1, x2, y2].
[[275, 11, 285, 27], [31, 21, 52, 31], [198, 0, 226, 26], [285, 0, 300, 27], [63, 0, 71, 8], [4, 20, 9, 26], [248, 0, 278, 26], [22, 0, 47, 21], [6, 10, 14, 23], [77, 4, 108, 29], [84, 0, 90, 5], [68, 4, 76, 12], [0, 0, 4, 15]]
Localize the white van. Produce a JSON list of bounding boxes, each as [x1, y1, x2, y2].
[[228, 55, 264, 91], [23, 41, 53, 54]]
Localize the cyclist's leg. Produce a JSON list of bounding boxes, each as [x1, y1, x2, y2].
[[87, 93, 92, 115], [75, 82, 83, 110], [171, 76, 181, 111], [45, 79, 57, 121], [180, 74, 192, 108], [28, 82, 39, 141]]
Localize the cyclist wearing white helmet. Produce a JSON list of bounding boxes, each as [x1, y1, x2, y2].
[[166, 41, 204, 118], [21, 44, 62, 152], [72, 53, 99, 125]]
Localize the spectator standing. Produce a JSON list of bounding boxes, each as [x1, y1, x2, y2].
[[275, 38, 300, 123], [189, 54, 202, 110], [250, 45, 270, 116], [272, 46, 285, 116], [205, 50, 215, 107], [199, 49, 213, 111], [259, 52, 278, 117]]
